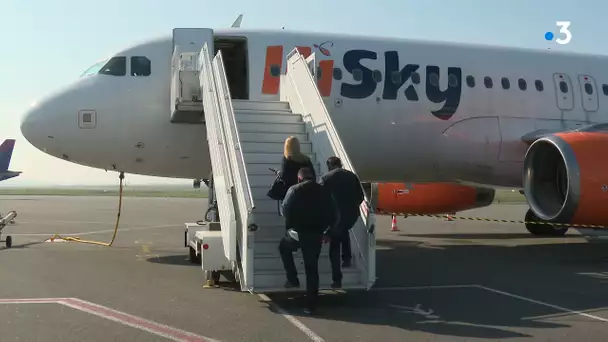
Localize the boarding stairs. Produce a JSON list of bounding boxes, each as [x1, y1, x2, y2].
[[170, 28, 376, 293]]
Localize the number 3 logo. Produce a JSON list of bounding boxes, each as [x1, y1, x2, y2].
[[556, 21, 572, 45]]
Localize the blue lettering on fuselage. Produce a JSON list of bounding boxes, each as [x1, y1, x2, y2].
[[339, 49, 462, 120]]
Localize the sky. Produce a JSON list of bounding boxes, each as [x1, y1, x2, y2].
[[0, 0, 604, 186]]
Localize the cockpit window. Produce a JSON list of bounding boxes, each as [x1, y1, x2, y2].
[[131, 56, 151, 76], [98, 57, 127, 76], [80, 60, 108, 77]]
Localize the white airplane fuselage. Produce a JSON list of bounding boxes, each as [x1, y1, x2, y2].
[[20, 28, 608, 188]]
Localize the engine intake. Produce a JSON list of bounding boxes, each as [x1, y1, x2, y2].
[[523, 131, 608, 226]]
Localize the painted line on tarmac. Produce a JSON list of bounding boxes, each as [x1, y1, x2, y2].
[[258, 293, 325, 342], [0, 297, 219, 342], [370, 284, 478, 292], [371, 284, 608, 322], [475, 285, 608, 323]]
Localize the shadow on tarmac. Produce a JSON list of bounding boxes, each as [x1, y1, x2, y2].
[[265, 237, 608, 340]]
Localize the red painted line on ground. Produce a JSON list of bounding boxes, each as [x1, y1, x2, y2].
[[62, 298, 214, 342], [0, 298, 70, 304], [0, 298, 218, 342]]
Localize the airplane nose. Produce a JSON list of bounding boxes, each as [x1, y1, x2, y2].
[[20, 101, 56, 153]]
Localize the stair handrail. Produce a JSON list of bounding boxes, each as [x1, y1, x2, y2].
[[211, 50, 257, 230], [198, 43, 239, 262], [280, 48, 376, 288], [281, 48, 375, 228]]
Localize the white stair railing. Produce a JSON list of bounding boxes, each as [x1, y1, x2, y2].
[[199, 44, 257, 291], [198, 45, 238, 265], [279, 48, 376, 289]]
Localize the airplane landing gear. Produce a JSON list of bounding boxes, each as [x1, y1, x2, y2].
[[525, 208, 568, 236]]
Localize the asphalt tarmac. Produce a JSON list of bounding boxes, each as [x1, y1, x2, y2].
[[1, 196, 608, 341]]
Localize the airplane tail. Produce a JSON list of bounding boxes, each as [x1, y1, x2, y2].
[[0, 139, 16, 172]]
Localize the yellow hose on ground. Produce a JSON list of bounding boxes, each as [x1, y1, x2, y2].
[[48, 172, 124, 246]]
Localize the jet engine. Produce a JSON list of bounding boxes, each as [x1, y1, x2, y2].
[[369, 182, 495, 215], [523, 130, 608, 231]]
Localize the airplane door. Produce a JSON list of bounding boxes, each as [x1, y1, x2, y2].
[[306, 52, 317, 80], [553, 73, 574, 111], [578, 75, 599, 113], [172, 28, 214, 57]]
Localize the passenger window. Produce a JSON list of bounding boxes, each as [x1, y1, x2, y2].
[[484, 76, 493, 88], [448, 74, 458, 87], [98, 57, 126, 76], [466, 75, 475, 88], [559, 81, 568, 93], [333, 68, 343, 80], [501, 77, 510, 90], [584, 83, 593, 95], [269, 64, 281, 77], [131, 56, 151, 76], [353, 69, 363, 81], [411, 72, 420, 84], [373, 70, 382, 83], [535, 80, 544, 91], [391, 71, 401, 84], [429, 73, 439, 87], [603, 84, 608, 96], [518, 78, 527, 91]]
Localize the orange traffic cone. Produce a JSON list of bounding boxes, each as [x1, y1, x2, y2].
[[445, 213, 455, 221], [391, 215, 400, 231]]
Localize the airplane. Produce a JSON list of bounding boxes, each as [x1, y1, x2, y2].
[[19, 20, 608, 241], [0, 139, 21, 182]]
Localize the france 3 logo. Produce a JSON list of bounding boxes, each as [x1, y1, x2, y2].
[[545, 21, 572, 45]]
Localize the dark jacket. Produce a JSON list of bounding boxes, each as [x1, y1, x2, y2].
[[280, 155, 316, 189], [320, 167, 364, 219], [282, 179, 335, 236]]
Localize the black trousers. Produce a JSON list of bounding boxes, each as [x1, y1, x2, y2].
[[329, 213, 359, 282], [279, 232, 323, 309]]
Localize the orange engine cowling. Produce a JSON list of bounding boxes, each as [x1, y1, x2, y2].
[[523, 130, 608, 226], [375, 182, 495, 215]]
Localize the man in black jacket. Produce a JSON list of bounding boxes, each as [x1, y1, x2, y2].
[[279, 167, 335, 315], [320, 156, 364, 288]]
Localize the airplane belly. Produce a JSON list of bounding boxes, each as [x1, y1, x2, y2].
[[436, 117, 503, 185]]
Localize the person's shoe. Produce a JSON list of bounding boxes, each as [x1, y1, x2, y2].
[[342, 260, 352, 267], [284, 280, 300, 288], [331, 281, 342, 289]]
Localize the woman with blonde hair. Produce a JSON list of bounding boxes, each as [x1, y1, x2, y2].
[[280, 136, 316, 191]]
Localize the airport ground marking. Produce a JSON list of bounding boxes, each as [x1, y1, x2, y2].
[[0, 297, 219, 342], [372, 284, 608, 322], [257, 293, 325, 342], [474, 285, 608, 323]]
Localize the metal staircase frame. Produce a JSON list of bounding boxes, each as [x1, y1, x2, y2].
[[279, 48, 377, 289], [198, 43, 257, 291]]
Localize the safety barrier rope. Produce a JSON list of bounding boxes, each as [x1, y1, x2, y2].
[[47, 172, 125, 246], [378, 211, 608, 229]]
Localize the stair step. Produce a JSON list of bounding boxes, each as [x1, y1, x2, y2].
[[248, 174, 285, 187], [254, 226, 287, 241], [253, 269, 364, 293], [240, 132, 308, 143], [246, 163, 320, 176], [237, 122, 305, 134], [243, 152, 316, 164], [235, 112, 302, 124], [241, 141, 311, 154], [254, 253, 337, 272], [232, 100, 290, 112]]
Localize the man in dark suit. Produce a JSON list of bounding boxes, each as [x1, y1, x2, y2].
[[279, 167, 335, 315], [320, 156, 364, 288]]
